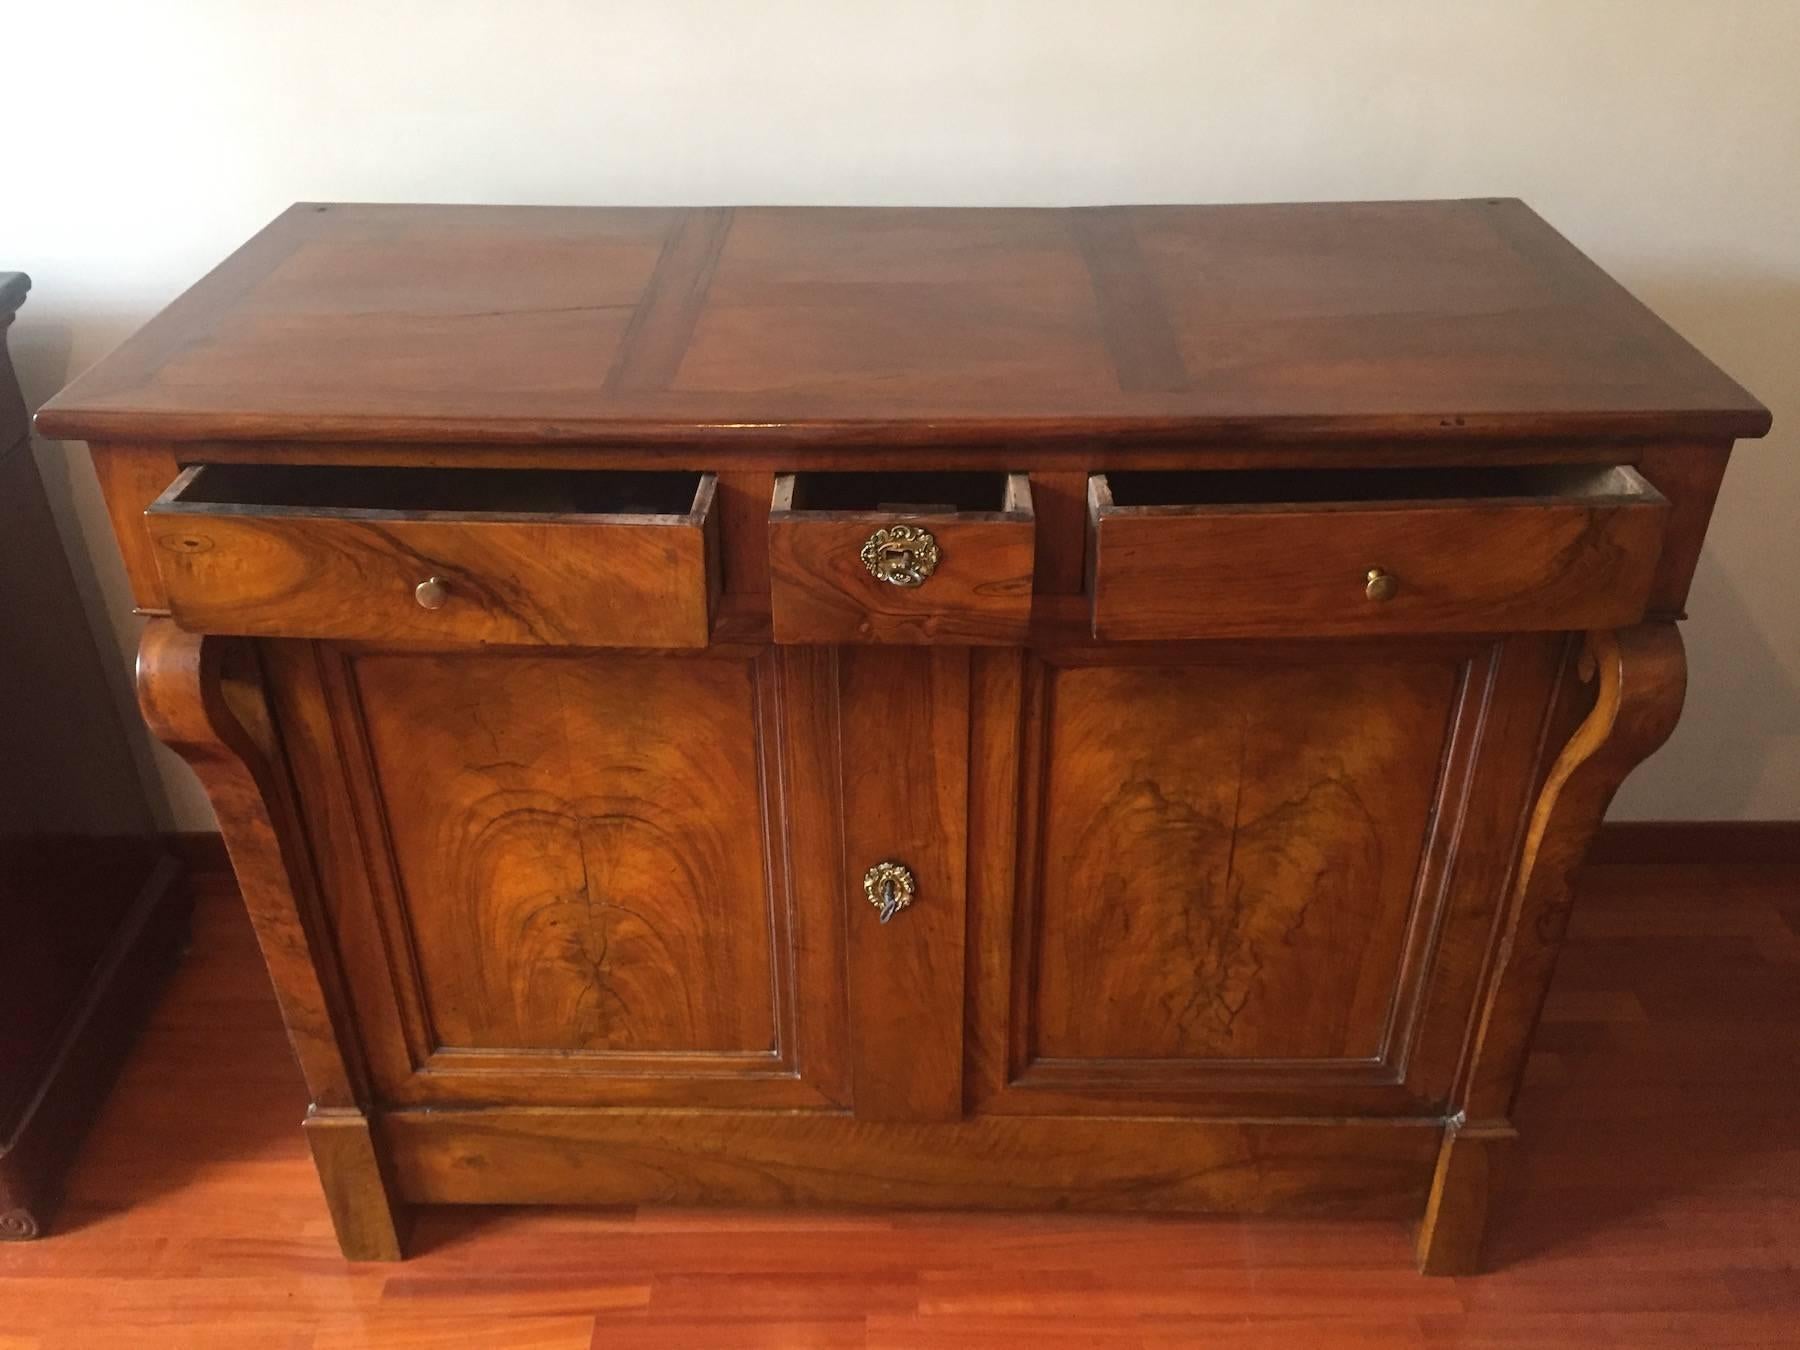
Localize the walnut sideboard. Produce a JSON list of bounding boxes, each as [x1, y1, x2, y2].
[[38, 201, 1769, 1272]]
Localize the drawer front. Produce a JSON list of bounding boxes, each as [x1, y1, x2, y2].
[[1088, 466, 1668, 641], [146, 465, 718, 648], [769, 471, 1034, 645]]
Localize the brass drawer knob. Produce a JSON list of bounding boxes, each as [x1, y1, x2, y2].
[[860, 525, 940, 588], [415, 576, 450, 610], [1364, 567, 1398, 602], [863, 860, 916, 924]]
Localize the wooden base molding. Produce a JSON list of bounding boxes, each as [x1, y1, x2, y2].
[[382, 1109, 1440, 1217], [1415, 1120, 1518, 1275], [303, 1109, 408, 1261]]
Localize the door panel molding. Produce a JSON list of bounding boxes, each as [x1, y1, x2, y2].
[[971, 636, 1566, 1118], [270, 641, 849, 1110]]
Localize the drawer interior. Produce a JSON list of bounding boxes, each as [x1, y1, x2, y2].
[[158, 463, 707, 520], [777, 471, 1029, 517], [1099, 464, 1656, 512]]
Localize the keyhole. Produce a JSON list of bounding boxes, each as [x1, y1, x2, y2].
[[878, 879, 902, 923]]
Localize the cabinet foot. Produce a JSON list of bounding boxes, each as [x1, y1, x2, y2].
[[303, 1108, 407, 1261], [1415, 1120, 1516, 1275]]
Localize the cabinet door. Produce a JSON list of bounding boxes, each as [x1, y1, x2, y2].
[[267, 641, 851, 1111], [969, 636, 1570, 1118]]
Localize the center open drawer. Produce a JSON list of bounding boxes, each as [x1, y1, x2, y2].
[[146, 464, 719, 647], [768, 471, 1035, 644], [1088, 465, 1669, 641]]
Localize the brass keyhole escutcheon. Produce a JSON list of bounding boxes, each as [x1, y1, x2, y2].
[[860, 524, 941, 588], [1364, 567, 1398, 602], [863, 861, 916, 924], [415, 576, 450, 610]]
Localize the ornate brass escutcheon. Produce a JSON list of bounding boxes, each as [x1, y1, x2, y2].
[[860, 524, 940, 588], [863, 860, 916, 924]]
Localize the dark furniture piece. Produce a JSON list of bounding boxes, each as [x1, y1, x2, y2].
[[0, 272, 184, 1238], [38, 202, 1769, 1271]]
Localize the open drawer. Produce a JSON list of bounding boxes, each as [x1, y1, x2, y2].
[[1088, 465, 1669, 641], [768, 471, 1034, 644], [146, 464, 719, 647]]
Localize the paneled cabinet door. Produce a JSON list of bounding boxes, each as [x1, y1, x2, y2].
[[967, 636, 1574, 1119], [265, 641, 852, 1111]]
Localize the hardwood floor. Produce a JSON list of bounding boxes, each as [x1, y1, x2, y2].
[[2, 862, 1796, 1348]]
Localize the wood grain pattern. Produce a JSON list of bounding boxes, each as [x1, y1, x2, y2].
[[135, 622, 363, 1111], [1028, 654, 1458, 1064], [351, 649, 777, 1056], [384, 1109, 1437, 1216], [1414, 1120, 1516, 1277], [87, 440, 182, 612], [147, 466, 719, 647], [1420, 623, 1688, 1275], [1633, 441, 1733, 615], [37, 201, 1769, 447], [976, 638, 1573, 1124], [836, 648, 971, 1122], [265, 643, 850, 1112], [303, 1108, 406, 1262], [768, 473, 1034, 645], [604, 207, 734, 394], [135, 620, 403, 1259], [712, 468, 776, 595], [1066, 206, 1189, 393], [1089, 466, 1670, 640], [1023, 470, 1089, 594], [1456, 625, 1689, 1124], [85, 438, 1738, 637]]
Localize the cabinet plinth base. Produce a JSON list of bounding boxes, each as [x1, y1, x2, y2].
[[375, 1107, 1444, 1220], [303, 1109, 407, 1262], [1415, 1120, 1518, 1275]]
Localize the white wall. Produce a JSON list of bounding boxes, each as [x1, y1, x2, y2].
[[10, 0, 1797, 827]]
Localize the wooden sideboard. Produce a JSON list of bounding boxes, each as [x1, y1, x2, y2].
[[37, 201, 1768, 1272], [0, 274, 183, 1238]]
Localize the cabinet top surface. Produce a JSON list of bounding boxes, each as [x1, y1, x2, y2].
[[37, 200, 1768, 450]]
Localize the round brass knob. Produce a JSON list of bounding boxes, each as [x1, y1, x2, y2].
[[1364, 567, 1398, 602], [415, 576, 450, 610], [860, 525, 940, 588], [863, 860, 916, 924]]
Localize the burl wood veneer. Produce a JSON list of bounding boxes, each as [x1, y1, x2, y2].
[[38, 201, 1769, 1273]]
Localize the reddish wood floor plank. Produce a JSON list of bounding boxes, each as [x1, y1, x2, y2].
[[0, 863, 1795, 1347]]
